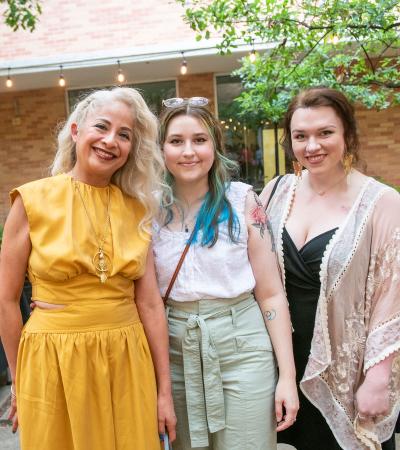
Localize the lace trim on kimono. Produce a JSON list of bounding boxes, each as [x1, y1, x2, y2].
[[277, 176, 297, 296], [364, 227, 400, 370], [325, 178, 375, 301], [301, 375, 365, 449], [354, 417, 381, 450], [365, 314, 400, 372], [312, 179, 375, 370], [302, 367, 400, 449], [266, 175, 294, 295]]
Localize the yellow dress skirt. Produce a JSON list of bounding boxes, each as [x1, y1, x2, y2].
[[16, 298, 161, 450]]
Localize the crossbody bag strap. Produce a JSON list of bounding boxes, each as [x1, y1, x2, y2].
[[163, 228, 196, 304], [265, 175, 284, 210]]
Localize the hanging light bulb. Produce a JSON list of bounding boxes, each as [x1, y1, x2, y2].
[[6, 68, 13, 88], [117, 60, 125, 83], [180, 52, 188, 75], [249, 49, 257, 63], [58, 65, 66, 87]]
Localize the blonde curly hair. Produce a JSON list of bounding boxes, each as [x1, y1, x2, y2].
[[51, 87, 164, 235]]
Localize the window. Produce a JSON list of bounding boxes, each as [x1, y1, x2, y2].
[[67, 80, 176, 116], [216, 75, 286, 190]]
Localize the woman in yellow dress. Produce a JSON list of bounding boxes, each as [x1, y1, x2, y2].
[[0, 87, 176, 450]]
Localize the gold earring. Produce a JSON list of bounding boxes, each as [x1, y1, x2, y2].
[[342, 152, 353, 175], [292, 160, 303, 178]]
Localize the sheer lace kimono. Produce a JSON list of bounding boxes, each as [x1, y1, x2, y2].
[[267, 174, 400, 450]]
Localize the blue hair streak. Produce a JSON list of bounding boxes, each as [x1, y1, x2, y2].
[[190, 182, 240, 247]]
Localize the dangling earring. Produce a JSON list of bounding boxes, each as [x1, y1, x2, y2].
[[342, 152, 353, 175], [292, 160, 303, 179]]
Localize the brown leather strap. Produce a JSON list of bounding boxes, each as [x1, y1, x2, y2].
[[163, 229, 196, 304]]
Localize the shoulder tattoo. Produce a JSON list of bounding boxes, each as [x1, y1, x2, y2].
[[250, 191, 276, 252]]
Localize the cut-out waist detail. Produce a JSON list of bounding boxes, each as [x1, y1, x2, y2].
[[24, 298, 141, 333], [35, 301, 65, 310]]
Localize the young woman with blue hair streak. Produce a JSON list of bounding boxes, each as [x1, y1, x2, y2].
[[152, 97, 299, 450]]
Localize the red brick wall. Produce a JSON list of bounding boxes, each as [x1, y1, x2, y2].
[[1, 85, 399, 225], [356, 106, 400, 186], [177, 73, 216, 113], [0, 88, 66, 223], [0, 1, 192, 61]]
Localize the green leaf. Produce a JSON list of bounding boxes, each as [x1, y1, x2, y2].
[[177, 0, 400, 117]]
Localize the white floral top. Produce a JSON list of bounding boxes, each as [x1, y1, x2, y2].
[[152, 182, 256, 301]]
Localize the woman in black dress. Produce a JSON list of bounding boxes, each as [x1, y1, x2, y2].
[[261, 87, 399, 450]]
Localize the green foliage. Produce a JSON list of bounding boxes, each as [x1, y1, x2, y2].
[[178, 0, 400, 123], [0, 224, 3, 248], [2, 0, 42, 31]]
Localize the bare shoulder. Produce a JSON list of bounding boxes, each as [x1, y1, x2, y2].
[[0, 194, 31, 274], [5, 194, 29, 235]]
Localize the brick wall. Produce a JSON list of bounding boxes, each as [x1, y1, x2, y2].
[[1, 85, 399, 225], [356, 105, 400, 186], [177, 73, 216, 114], [0, 0, 192, 61], [0, 88, 66, 224]]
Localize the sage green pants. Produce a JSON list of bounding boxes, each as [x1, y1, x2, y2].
[[167, 295, 277, 450]]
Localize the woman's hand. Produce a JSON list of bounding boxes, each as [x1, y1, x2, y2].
[[157, 392, 177, 442], [356, 354, 395, 420], [355, 376, 390, 419], [275, 376, 299, 431], [8, 384, 18, 433]]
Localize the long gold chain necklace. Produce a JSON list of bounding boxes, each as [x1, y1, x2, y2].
[[75, 182, 112, 283]]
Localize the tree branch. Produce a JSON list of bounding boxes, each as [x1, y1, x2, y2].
[[283, 29, 332, 82], [348, 29, 376, 74], [205, 16, 400, 33], [377, 37, 399, 59]]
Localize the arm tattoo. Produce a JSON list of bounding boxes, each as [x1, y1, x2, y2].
[[263, 309, 277, 321], [250, 191, 276, 252]]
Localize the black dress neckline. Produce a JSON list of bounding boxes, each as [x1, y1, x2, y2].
[[284, 226, 338, 253]]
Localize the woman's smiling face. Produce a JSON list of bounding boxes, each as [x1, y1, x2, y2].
[[163, 114, 215, 187], [290, 106, 346, 175], [71, 101, 134, 185]]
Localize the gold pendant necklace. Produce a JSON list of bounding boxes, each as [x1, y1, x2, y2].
[[75, 182, 112, 283]]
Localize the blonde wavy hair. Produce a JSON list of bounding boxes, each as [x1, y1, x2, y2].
[[51, 87, 164, 235]]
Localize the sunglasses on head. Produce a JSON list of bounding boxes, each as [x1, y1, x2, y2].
[[162, 97, 209, 108]]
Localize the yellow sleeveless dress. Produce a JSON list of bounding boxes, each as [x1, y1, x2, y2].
[[11, 174, 161, 450]]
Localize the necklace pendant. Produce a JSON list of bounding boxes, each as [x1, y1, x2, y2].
[[184, 224, 189, 233], [100, 273, 107, 283], [93, 249, 111, 283]]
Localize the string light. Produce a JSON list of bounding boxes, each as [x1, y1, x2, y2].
[[117, 60, 125, 83], [249, 39, 257, 63], [6, 68, 13, 88], [180, 52, 187, 75], [58, 65, 66, 87], [249, 49, 257, 63], [2, 43, 262, 88]]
